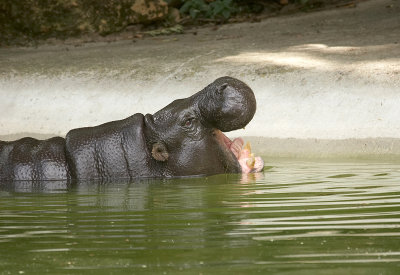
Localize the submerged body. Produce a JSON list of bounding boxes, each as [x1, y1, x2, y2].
[[0, 77, 263, 182]]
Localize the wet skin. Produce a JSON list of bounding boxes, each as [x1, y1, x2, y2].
[[0, 77, 257, 182]]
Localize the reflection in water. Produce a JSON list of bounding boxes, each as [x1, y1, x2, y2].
[[0, 162, 399, 273]]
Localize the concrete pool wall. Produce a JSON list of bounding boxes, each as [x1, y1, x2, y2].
[[1, 0, 399, 160]]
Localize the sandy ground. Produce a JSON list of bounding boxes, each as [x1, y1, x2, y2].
[[0, 0, 399, 160]]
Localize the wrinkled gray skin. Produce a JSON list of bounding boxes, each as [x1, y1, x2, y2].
[[0, 77, 256, 182]]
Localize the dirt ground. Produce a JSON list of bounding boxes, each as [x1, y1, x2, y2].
[[0, 0, 366, 48]]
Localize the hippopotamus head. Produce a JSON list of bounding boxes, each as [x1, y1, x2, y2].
[[144, 76, 257, 177]]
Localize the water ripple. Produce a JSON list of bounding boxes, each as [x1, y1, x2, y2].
[[0, 161, 399, 273]]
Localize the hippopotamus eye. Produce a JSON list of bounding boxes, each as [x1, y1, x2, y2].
[[184, 118, 194, 127]]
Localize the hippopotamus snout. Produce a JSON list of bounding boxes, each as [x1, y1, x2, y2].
[[196, 76, 257, 132]]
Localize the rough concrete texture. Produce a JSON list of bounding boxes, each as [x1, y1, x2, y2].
[[0, 0, 399, 159]]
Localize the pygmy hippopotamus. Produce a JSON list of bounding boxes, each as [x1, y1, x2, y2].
[[0, 76, 264, 182]]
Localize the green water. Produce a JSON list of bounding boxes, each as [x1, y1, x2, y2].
[[1, 161, 400, 274]]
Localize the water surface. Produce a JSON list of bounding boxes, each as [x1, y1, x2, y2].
[[1, 161, 399, 274]]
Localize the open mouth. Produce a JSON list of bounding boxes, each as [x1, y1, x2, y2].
[[217, 131, 264, 174]]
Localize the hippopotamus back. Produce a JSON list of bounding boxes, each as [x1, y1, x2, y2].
[[0, 137, 70, 181], [65, 113, 154, 181]]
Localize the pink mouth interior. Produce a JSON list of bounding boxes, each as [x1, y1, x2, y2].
[[220, 133, 264, 174]]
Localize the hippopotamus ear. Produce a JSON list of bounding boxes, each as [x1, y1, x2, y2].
[[151, 142, 169, 162], [197, 77, 256, 132]]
